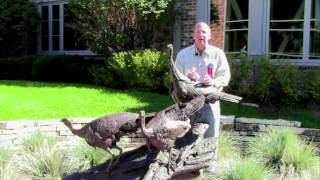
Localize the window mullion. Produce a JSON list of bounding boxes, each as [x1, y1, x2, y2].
[[60, 4, 64, 54], [303, 0, 312, 61], [48, 5, 52, 53]]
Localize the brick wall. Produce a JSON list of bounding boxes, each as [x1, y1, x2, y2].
[[210, 0, 225, 49], [179, 0, 225, 49], [180, 0, 197, 47]]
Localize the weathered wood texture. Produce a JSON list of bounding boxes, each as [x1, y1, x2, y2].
[[63, 123, 216, 180]]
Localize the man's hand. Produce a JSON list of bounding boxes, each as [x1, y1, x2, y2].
[[187, 67, 200, 81], [202, 74, 213, 86]]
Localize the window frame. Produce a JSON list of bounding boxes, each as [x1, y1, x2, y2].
[[37, 0, 95, 56], [266, 0, 320, 65], [223, 0, 320, 65], [224, 0, 249, 57]]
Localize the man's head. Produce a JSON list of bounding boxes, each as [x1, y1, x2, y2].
[[192, 22, 211, 52]]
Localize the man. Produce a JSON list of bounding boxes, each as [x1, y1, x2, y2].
[[175, 21, 230, 139]]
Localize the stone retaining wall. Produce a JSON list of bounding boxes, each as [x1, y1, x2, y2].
[[221, 116, 320, 153], [0, 116, 319, 153]]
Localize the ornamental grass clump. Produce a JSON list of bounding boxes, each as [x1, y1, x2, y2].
[[0, 146, 18, 180], [217, 130, 241, 160], [248, 127, 319, 178], [72, 139, 112, 169], [220, 157, 272, 180], [18, 130, 80, 179]]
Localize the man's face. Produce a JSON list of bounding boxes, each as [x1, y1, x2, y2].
[[193, 24, 211, 50]]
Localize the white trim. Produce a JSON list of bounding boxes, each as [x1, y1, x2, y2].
[[225, 51, 241, 55], [270, 59, 320, 66], [269, 29, 304, 31], [196, 0, 210, 24], [269, 52, 302, 58], [266, 0, 270, 55], [39, 50, 97, 56], [36, 0, 94, 56], [225, 28, 248, 31], [303, 0, 312, 61], [37, 5, 41, 54], [48, 4, 52, 52], [310, 28, 320, 32], [270, 19, 304, 22], [59, 4, 64, 53], [225, 19, 249, 23], [310, 18, 320, 22]]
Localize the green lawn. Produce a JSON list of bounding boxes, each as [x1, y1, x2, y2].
[[0, 80, 174, 120], [0, 80, 319, 128], [222, 102, 320, 128]]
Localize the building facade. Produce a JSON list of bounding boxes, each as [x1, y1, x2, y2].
[[34, 0, 320, 65], [177, 0, 320, 66], [34, 0, 95, 56]]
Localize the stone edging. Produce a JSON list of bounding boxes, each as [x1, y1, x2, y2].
[[0, 116, 319, 153]]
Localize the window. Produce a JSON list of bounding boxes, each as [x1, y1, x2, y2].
[[52, 5, 60, 51], [63, 4, 87, 51], [310, 0, 320, 59], [224, 0, 249, 57], [269, 0, 304, 59], [41, 6, 49, 51], [39, 2, 90, 55]]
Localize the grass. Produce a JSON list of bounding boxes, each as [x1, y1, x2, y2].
[[217, 131, 241, 160], [0, 80, 319, 129], [0, 130, 318, 179], [205, 129, 319, 180], [220, 158, 272, 180], [18, 131, 78, 179], [247, 127, 319, 175], [222, 102, 320, 128], [0, 80, 174, 120], [0, 146, 17, 179]]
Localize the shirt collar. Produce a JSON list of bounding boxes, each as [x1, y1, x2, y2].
[[193, 44, 209, 57]]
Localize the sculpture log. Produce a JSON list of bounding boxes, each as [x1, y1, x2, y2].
[[63, 97, 217, 180], [61, 44, 243, 179]]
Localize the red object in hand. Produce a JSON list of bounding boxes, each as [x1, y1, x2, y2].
[[207, 63, 214, 78]]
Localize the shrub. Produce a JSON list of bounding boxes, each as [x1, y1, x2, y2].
[[247, 127, 319, 175], [0, 55, 104, 84], [227, 54, 253, 98], [90, 49, 169, 92], [227, 56, 320, 108], [67, 0, 175, 56], [301, 68, 320, 104], [0, 0, 40, 58]]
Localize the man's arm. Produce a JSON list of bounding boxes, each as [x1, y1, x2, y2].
[[211, 51, 230, 90]]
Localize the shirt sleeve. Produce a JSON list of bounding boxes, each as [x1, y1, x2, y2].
[[212, 50, 231, 91], [175, 52, 185, 75]]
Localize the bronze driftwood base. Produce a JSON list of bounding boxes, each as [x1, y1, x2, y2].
[[63, 123, 216, 180]]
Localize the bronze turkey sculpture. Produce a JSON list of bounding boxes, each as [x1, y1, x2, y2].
[[140, 95, 205, 151], [61, 112, 155, 171]]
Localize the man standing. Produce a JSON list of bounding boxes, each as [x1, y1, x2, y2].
[[175, 21, 230, 139]]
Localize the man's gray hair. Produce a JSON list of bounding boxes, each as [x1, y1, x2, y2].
[[193, 22, 211, 33]]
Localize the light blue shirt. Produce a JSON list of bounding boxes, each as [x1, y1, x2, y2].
[[175, 44, 230, 91]]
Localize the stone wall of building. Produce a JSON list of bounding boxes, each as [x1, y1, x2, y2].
[[179, 0, 225, 49], [0, 117, 319, 154], [180, 0, 197, 48], [210, 0, 225, 49]]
